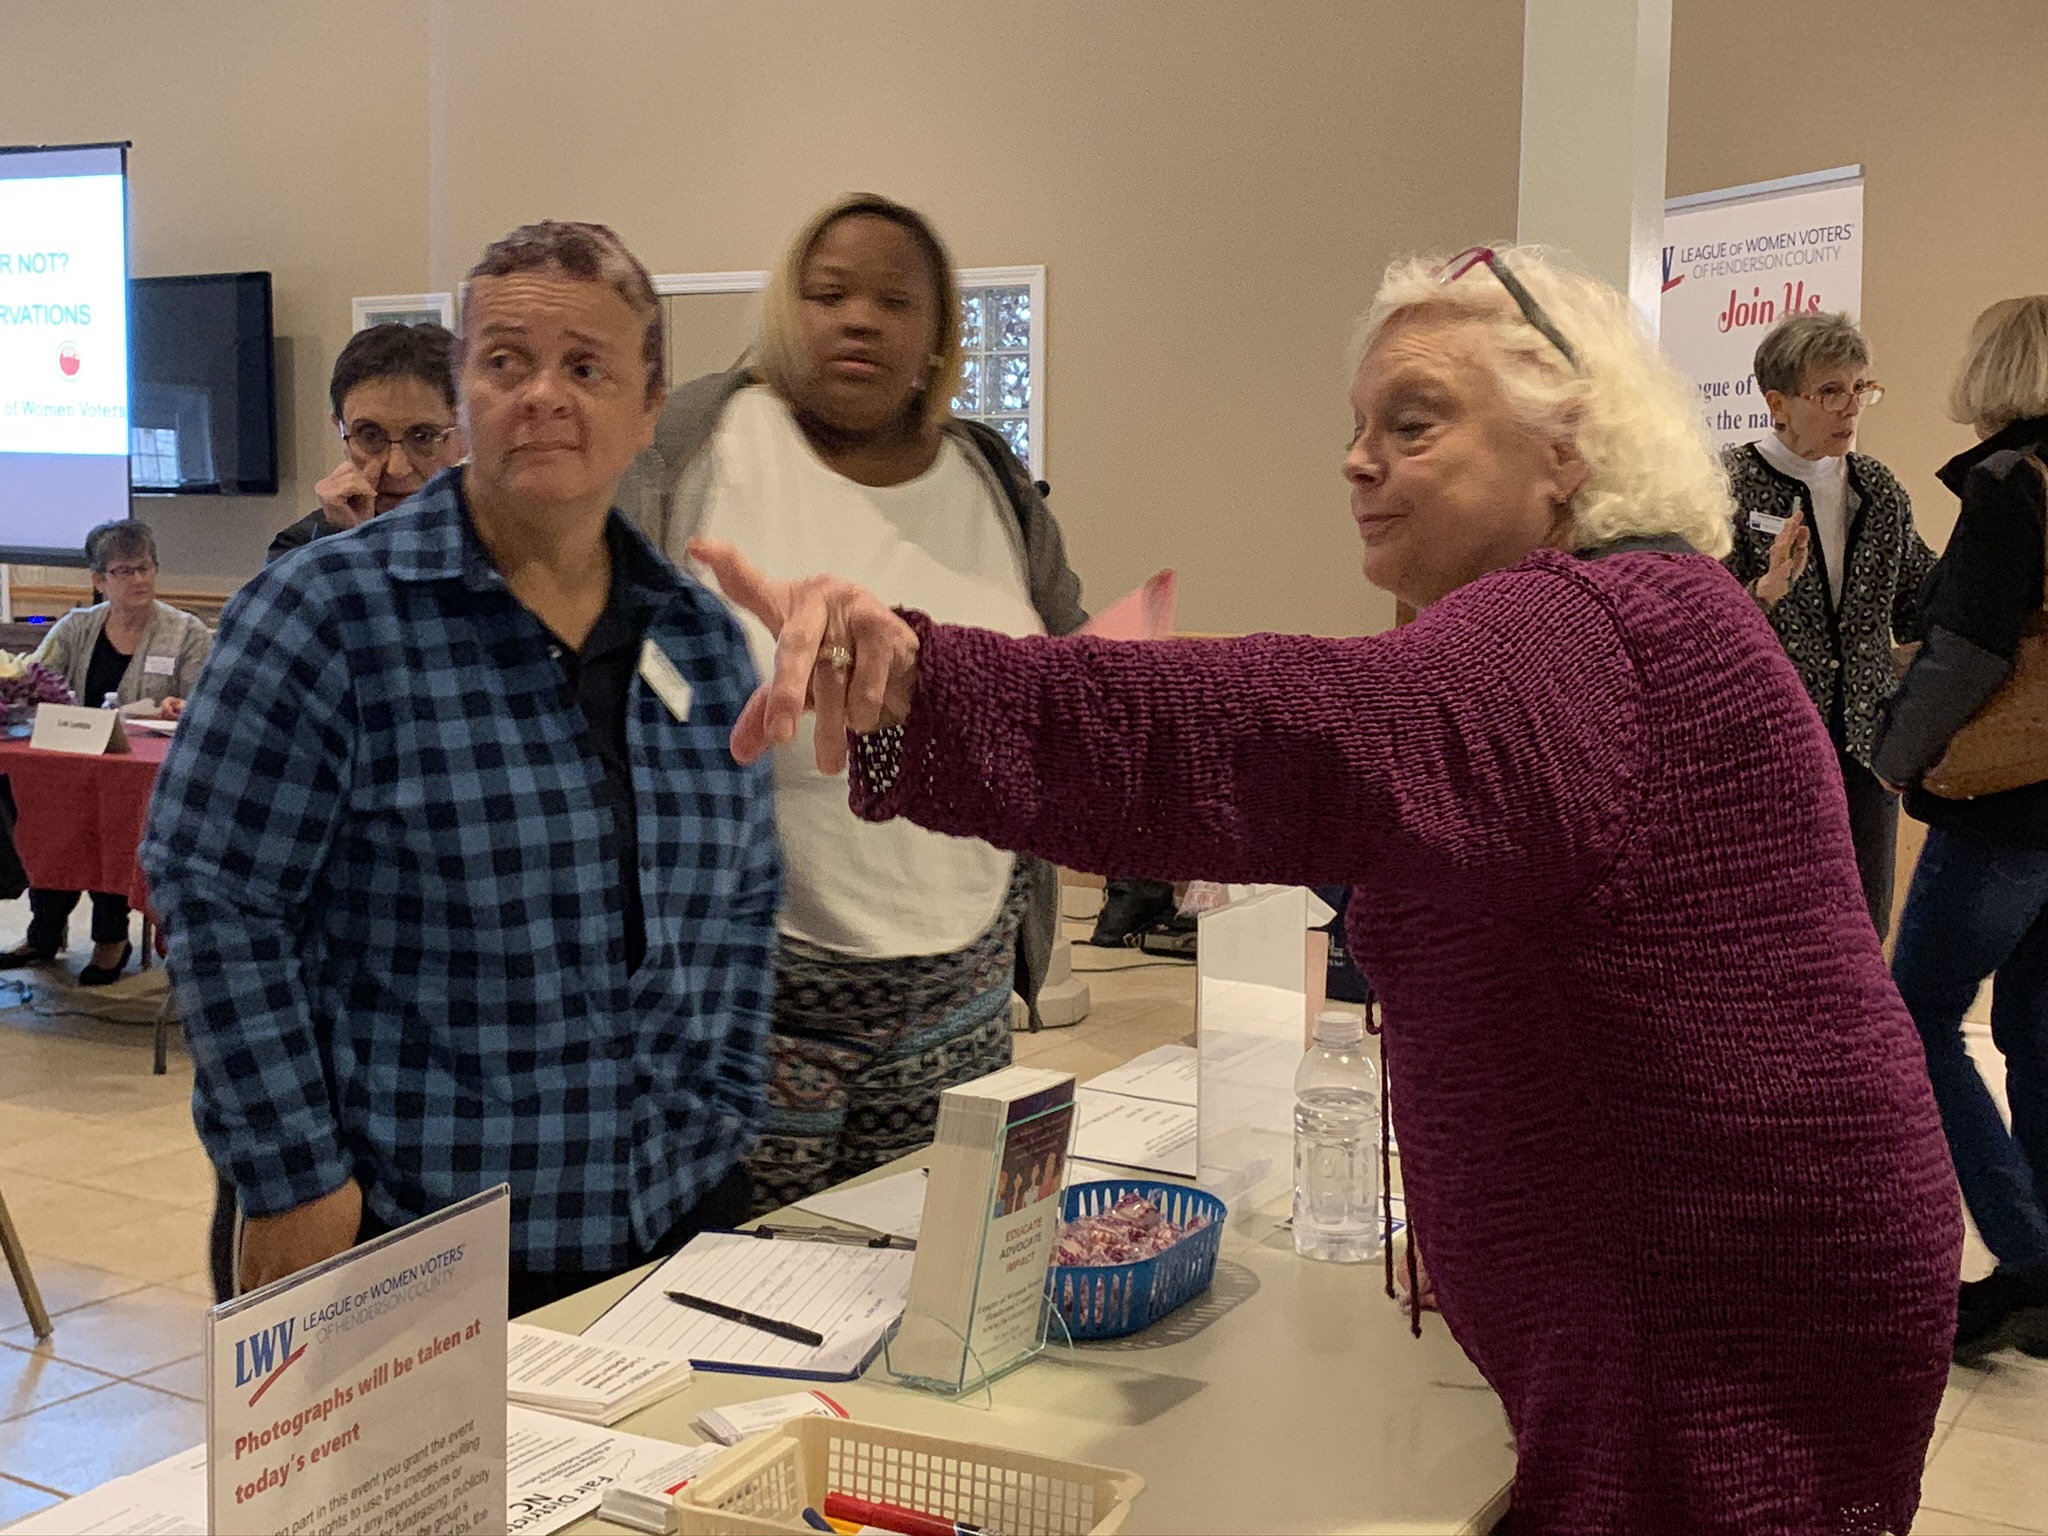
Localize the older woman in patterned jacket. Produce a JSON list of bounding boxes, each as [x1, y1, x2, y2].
[[1724, 312, 1934, 933]]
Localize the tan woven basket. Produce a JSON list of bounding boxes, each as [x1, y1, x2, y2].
[[672, 1415, 1145, 1535]]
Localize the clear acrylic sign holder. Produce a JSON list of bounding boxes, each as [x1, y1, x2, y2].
[[882, 1100, 1077, 1401]]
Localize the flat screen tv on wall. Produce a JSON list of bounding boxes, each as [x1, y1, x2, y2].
[[129, 271, 278, 496]]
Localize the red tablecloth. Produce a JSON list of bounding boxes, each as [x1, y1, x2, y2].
[[0, 728, 170, 912]]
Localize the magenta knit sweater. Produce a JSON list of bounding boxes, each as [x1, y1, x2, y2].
[[851, 548, 1960, 1535]]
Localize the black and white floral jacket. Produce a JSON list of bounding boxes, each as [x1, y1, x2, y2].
[[1722, 443, 1935, 768]]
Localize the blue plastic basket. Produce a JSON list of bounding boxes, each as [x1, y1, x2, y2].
[[1047, 1180, 1226, 1340]]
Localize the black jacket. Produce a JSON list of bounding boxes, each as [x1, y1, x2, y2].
[[1872, 417, 2048, 845], [1722, 443, 1933, 765], [266, 508, 342, 564]]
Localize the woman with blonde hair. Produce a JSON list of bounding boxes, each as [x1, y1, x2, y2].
[[1876, 294, 2048, 1359], [695, 246, 1958, 1533], [616, 194, 1085, 1211]]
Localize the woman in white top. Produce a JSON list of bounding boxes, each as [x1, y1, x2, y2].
[[634, 194, 1086, 1209], [1722, 313, 1933, 933]]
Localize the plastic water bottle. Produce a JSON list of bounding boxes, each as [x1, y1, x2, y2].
[[1293, 1010, 1383, 1263]]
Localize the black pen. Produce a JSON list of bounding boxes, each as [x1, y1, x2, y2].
[[750, 1222, 916, 1251], [665, 1289, 825, 1348]]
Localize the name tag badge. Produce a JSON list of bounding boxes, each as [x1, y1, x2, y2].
[[638, 639, 694, 723], [1748, 511, 1788, 537], [142, 654, 176, 677]]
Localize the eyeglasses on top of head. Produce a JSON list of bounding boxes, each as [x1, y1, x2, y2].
[[1436, 247, 1580, 369]]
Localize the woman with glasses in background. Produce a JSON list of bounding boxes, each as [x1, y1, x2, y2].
[[266, 322, 464, 563], [694, 246, 1957, 1533], [1724, 312, 1934, 934], [0, 519, 212, 983]]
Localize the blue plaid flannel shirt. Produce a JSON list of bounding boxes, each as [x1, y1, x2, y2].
[[141, 471, 780, 1274]]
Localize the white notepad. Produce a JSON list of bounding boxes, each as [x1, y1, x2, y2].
[[1072, 1086, 1198, 1177], [1084, 1043, 1198, 1106], [0, 1444, 206, 1534], [506, 1322, 694, 1425], [791, 1167, 929, 1239], [582, 1232, 914, 1381]]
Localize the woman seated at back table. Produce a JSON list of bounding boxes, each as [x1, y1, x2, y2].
[[0, 519, 211, 984]]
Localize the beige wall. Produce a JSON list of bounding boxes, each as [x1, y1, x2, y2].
[[13, 2, 2037, 627], [5, 0, 1525, 632], [1667, 0, 2048, 933], [0, 2, 430, 592], [424, 0, 1526, 636], [1668, 0, 2048, 552]]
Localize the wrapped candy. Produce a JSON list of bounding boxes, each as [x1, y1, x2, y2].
[[1054, 1192, 1211, 1267]]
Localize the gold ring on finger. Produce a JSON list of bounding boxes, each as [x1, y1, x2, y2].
[[821, 645, 855, 673]]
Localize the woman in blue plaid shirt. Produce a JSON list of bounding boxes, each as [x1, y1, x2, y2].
[[143, 223, 781, 1314]]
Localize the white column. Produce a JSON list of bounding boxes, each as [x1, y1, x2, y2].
[[1516, 0, 1672, 329]]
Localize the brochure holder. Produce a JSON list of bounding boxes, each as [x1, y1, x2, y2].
[[881, 1299, 1075, 1403], [882, 1098, 1077, 1399]]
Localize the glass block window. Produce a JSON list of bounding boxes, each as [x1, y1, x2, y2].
[[130, 427, 179, 487], [953, 280, 1037, 474], [645, 266, 1043, 478]]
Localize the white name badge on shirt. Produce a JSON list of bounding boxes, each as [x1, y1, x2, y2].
[[1747, 510, 1788, 536], [638, 639, 694, 722], [142, 653, 176, 677]]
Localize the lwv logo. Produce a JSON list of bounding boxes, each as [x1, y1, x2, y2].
[[234, 1318, 306, 1404]]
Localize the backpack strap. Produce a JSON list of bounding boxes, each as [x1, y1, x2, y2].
[[950, 416, 1035, 538]]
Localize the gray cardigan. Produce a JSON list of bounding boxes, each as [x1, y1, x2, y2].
[[614, 368, 1088, 1024], [30, 600, 213, 717]]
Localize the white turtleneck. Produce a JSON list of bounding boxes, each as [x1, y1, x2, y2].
[[1755, 432, 1858, 606]]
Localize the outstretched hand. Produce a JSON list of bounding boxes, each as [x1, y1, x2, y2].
[[688, 538, 921, 773]]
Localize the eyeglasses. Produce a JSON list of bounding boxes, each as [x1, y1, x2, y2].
[[341, 423, 458, 464], [1796, 381, 1884, 413], [101, 562, 156, 580], [1437, 246, 1580, 368]]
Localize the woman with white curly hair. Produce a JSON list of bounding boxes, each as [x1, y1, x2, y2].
[[694, 247, 1959, 1534]]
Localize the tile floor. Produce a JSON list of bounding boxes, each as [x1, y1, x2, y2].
[[0, 895, 2043, 1531]]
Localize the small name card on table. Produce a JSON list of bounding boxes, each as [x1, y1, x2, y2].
[[29, 704, 130, 755]]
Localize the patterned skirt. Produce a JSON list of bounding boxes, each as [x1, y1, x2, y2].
[[745, 870, 1026, 1215]]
